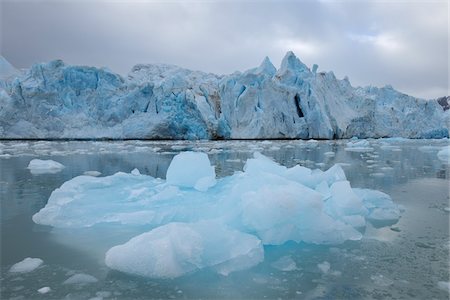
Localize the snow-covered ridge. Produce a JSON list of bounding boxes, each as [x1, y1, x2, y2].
[[0, 52, 448, 139]]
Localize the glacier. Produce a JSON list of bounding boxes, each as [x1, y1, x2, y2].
[[0, 53, 448, 139], [33, 151, 401, 278]]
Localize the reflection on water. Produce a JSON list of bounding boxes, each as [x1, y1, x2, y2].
[[1, 139, 449, 299]]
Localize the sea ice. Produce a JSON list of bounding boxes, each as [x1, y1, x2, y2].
[[33, 151, 401, 278], [9, 257, 43, 273], [27, 159, 65, 174]]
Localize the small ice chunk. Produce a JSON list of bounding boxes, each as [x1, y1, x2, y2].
[[63, 273, 98, 285], [438, 281, 450, 292], [271, 256, 297, 271], [131, 168, 140, 175], [83, 171, 101, 177], [27, 159, 65, 174], [37, 287, 51, 294], [324, 151, 335, 157], [317, 261, 330, 274], [166, 152, 216, 190], [9, 258, 43, 273]]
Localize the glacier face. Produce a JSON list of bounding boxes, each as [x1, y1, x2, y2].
[[0, 53, 448, 139]]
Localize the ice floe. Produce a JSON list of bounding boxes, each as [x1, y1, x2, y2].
[[33, 151, 401, 278]]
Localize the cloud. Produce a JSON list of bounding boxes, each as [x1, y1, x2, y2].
[[0, 0, 447, 99]]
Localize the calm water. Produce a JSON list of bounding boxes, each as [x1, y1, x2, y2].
[[1, 139, 449, 299]]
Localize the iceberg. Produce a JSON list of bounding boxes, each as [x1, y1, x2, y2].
[[0, 53, 447, 139], [33, 151, 401, 278]]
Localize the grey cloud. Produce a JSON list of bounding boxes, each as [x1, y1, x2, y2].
[[1, 0, 447, 99]]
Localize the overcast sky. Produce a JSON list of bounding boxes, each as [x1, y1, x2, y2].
[[1, 0, 448, 99]]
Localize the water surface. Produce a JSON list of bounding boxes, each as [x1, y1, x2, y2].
[[1, 139, 449, 299]]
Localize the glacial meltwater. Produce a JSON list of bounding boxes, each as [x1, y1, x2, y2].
[[1, 139, 449, 299]]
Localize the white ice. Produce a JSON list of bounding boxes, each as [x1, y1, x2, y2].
[[27, 159, 65, 174], [33, 151, 401, 278], [9, 257, 43, 273]]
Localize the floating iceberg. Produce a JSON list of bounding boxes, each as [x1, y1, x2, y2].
[[1, 53, 448, 139], [33, 152, 401, 278], [27, 159, 65, 174]]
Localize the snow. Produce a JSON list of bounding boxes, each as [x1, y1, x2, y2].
[[27, 159, 65, 174], [33, 151, 401, 278], [63, 273, 98, 284], [9, 258, 43, 273], [0, 52, 447, 139]]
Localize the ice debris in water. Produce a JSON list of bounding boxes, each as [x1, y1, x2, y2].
[[27, 159, 65, 174], [33, 151, 401, 278], [9, 258, 43, 273]]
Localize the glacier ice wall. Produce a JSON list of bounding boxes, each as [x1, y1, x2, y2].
[[0, 53, 448, 139]]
